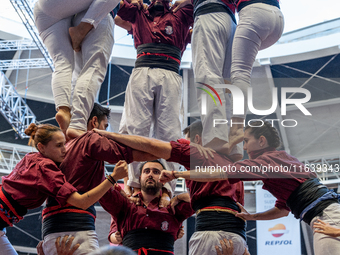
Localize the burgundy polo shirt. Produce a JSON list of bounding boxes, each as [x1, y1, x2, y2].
[[168, 141, 316, 211], [118, 0, 193, 50], [2, 152, 77, 209], [60, 131, 134, 193], [225, 147, 317, 210]]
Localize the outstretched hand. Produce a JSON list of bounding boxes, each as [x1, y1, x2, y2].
[[215, 239, 233, 255], [190, 143, 215, 159], [235, 202, 252, 221], [313, 219, 340, 237], [55, 236, 80, 255]]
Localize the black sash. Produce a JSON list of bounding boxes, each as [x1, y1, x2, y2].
[[122, 228, 174, 253], [287, 178, 338, 224], [135, 43, 181, 73], [193, 196, 246, 240]]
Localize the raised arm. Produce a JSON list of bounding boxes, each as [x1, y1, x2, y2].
[[66, 161, 128, 210], [114, 15, 132, 31], [93, 129, 173, 160]]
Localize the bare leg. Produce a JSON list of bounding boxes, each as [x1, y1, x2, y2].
[[69, 22, 94, 52], [55, 106, 71, 135]]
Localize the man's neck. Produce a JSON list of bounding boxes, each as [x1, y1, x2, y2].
[[141, 190, 160, 206]]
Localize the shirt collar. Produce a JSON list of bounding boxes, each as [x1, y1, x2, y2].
[[138, 190, 163, 207]]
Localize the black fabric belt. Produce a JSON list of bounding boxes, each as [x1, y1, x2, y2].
[[193, 196, 246, 240], [135, 43, 181, 73], [122, 228, 174, 253], [287, 178, 338, 224], [193, 0, 236, 23], [42, 197, 96, 238], [0, 187, 27, 229]]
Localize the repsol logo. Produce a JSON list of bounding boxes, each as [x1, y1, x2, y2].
[[265, 240, 292, 245]]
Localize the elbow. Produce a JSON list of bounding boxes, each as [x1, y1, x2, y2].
[[282, 209, 290, 217]]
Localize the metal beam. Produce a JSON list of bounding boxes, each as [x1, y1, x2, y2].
[[9, 0, 54, 71], [0, 58, 50, 70], [0, 71, 36, 138], [0, 39, 38, 51]]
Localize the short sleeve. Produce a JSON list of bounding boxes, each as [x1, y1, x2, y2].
[[86, 132, 134, 164]]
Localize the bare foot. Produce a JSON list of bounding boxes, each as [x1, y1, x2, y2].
[[66, 127, 86, 140], [55, 107, 71, 135], [69, 22, 93, 52]]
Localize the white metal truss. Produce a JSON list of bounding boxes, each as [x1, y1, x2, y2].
[[0, 146, 25, 175], [301, 155, 340, 185], [0, 71, 36, 138], [0, 58, 50, 70], [0, 39, 38, 52], [9, 0, 54, 71]]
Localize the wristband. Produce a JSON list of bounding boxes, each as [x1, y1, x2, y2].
[[108, 175, 117, 184], [106, 175, 117, 186], [106, 176, 115, 185]]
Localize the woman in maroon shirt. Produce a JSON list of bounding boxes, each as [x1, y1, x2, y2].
[[162, 121, 340, 255], [0, 123, 127, 255]]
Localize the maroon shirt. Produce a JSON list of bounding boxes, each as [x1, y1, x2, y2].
[[167, 141, 245, 208], [60, 131, 134, 193], [168, 142, 316, 211], [106, 190, 194, 240], [224, 147, 317, 210], [117, 0, 193, 50], [2, 152, 77, 209]]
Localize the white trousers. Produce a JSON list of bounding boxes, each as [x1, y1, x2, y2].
[[119, 67, 182, 193], [34, 3, 115, 131], [189, 230, 247, 255], [231, 3, 284, 118], [43, 230, 99, 255], [310, 203, 340, 255], [191, 12, 236, 146], [0, 229, 17, 255], [36, 0, 120, 29]]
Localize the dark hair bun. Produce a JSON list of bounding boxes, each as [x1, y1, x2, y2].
[[24, 123, 38, 137]]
